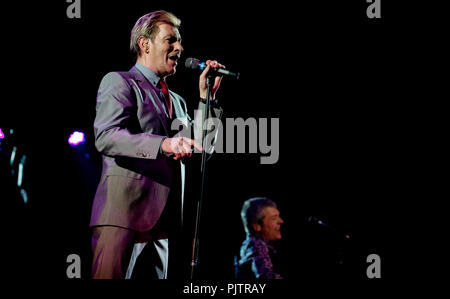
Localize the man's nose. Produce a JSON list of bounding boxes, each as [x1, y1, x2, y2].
[[175, 41, 183, 53]]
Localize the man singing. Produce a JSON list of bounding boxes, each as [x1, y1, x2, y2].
[[238, 197, 284, 279], [89, 10, 224, 279]]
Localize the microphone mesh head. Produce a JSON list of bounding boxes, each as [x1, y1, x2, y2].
[[185, 57, 200, 69]]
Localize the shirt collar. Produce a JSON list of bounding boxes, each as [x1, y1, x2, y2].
[[135, 62, 162, 87]]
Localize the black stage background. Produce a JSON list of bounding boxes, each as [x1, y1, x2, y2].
[[1, 0, 442, 295]]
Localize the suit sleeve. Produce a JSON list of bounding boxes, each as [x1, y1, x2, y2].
[[94, 72, 165, 159]]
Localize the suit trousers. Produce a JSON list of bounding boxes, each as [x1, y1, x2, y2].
[[91, 224, 169, 279], [91, 163, 183, 279]]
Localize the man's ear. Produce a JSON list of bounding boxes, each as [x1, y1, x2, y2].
[[138, 36, 150, 54], [252, 223, 262, 233]]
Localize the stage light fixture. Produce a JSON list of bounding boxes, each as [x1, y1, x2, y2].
[[68, 131, 85, 146]]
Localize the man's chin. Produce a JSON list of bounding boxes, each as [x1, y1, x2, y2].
[[167, 67, 176, 76]]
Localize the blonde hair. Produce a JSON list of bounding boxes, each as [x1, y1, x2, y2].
[[130, 10, 181, 57]]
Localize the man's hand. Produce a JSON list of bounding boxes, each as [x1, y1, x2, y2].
[[199, 60, 225, 99], [161, 137, 203, 160]]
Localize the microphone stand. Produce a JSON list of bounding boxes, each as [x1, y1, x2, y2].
[[190, 74, 214, 279]]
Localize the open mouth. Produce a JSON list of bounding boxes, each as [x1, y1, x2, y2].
[[168, 54, 180, 62]]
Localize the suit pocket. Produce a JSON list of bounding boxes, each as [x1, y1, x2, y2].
[[105, 167, 143, 179]]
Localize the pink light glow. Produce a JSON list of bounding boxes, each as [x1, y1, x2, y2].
[[68, 131, 85, 146], [0, 128, 4, 139]]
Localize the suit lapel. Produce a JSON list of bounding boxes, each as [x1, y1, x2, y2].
[[129, 67, 170, 135], [170, 91, 189, 127]]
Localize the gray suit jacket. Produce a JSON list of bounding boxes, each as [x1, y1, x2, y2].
[[90, 66, 222, 232]]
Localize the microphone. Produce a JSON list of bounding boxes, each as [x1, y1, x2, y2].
[[306, 216, 351, 239], [307, 216, 332, 229], [185, 57, 240, 79]]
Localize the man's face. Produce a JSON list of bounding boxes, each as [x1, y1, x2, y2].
[[147, 22, 183, 77], [256, 206, 284, 241]]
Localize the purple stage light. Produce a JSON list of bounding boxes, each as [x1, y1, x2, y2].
[[68, 131, 85, 146], [0, 128, 4, 139]]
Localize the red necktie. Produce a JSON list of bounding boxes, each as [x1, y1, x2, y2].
[[159, 79, 173, 118]]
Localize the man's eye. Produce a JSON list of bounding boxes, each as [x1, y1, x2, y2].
[[167, 37, 177, 43]]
